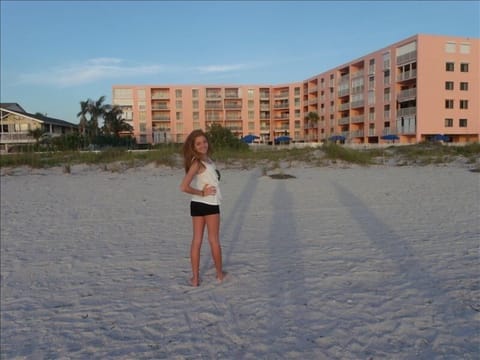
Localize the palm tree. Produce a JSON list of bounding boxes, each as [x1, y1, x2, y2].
[[77, 100, 90, 136], [88, 95, 107, 138], [77, 96, 108, 145], [304, 111, 320, 141], [103, 105, 133, 137]]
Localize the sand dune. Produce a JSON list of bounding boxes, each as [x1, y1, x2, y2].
[[1, 163, 479, 359]]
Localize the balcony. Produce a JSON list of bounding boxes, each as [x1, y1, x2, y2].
[[338, 116, 350, 125], [152, 116, 170, 122], [151, 91, 169, 99], [338, 88, 350, 97], [397, 88, 417, 102], [151, 105, 169, 110], [397, 107, 416, 117], [351, 100, 364, 109], [205, 102, 222, 109], [274, 102, 289, 109], [382, 127, 398, 135], [397, 69, 417, 82], [224, 103, 242, 109], [396, 50, 417, 65], [350, 130, 364, 137], [0, 132, 35, 144], [206, 92, 222, 99], [351, 115, 365, 124], [274, 92, 289, 99], [225, 90, 240, 98]]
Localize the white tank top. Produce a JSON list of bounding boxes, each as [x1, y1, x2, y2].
[[191, 159, 222, 205]]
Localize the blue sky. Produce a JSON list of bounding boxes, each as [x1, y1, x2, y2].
[[1, 0, 479, 123]]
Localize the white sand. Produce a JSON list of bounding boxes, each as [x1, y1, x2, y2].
[[1, 163, 479, 359]]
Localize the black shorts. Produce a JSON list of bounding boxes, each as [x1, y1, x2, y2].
[[190, 201, 220, 217]]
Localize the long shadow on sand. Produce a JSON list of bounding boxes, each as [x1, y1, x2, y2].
[[200, 168, 260, 274], [332, 181, 478, 356], [263, 180, 311, 352]]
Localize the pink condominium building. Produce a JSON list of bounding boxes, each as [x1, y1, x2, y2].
[[112, 34, 479, 145]]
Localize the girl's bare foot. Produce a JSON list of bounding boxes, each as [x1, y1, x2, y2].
[[190, 277, 199, 287], [216, 271, 227, 282]]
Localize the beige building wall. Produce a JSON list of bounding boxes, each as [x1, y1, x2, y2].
[[113, 34, 479, 145]]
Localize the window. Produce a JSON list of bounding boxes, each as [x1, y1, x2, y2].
[[459, 119, 467, 127], [460, 63, 469, 72], [445, 42, 456, 53], [445, 99, 454, 109], [248, 100, 254, 109], [444, 118, 453, 127], [137, 89, 146, 99], [193, 112, 199, 121], [113, 88, 133, 98], [176, 112, 183, 121], [2, 124, 8, 132], [294, 87, 300, 96], [176, 100, 182, 109], [445, 81, 454, 90], [460, 43, 471, 54], [139, 123, 146, 132], [460, 100, 468, 109], [460, 82, 469, 91], [248, 111, 254, 120], [445, 62, 454, 71], [192, 89, 199, 98], [192, 100, 199, 110], [248, 89, 254, 99], [175, 89, 182, 98]]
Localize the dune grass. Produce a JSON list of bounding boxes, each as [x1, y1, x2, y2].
[[1, 142, 479, 171]]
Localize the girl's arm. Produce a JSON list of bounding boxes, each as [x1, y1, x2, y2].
[[180, 160, 205, 196]]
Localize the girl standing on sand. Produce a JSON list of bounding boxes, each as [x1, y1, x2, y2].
[[180, 129, 225, 286]]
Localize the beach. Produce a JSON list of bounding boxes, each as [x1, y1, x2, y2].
[[1, 163, 479, 359]]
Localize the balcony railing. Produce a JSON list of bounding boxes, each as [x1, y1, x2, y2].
[[351, 100, 365, 109], [397, 88, 417, 101], [396, 50, 417, 65], [151, 93, 169, 99], [397, 69, 417, 82], [224, 103, 242, 109], [397, 107, 417, 117], [351, 115, 365, 124], [152, 116, 170, 121], [274, 92, 289, 98], [274, 102, 289, 109], [0, 132, 35, 143]]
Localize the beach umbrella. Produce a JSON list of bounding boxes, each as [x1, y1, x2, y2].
[[381, 134, 400, 141], [274, 135, 292, 144], [329, 135, 346, 142], [241, 134, 259, 144], [432, 134, 450, 142]]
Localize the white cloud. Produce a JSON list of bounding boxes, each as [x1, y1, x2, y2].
[[194, 64, 249, 73], [18, 58, 166, 87], [17, 58, 258, 87]]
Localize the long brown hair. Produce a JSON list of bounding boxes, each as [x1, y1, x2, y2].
[[182, 129, 213, 173]]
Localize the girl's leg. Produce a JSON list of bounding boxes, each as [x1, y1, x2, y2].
[[205, 213, 224, 281], [191, 216, 205, 286]]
